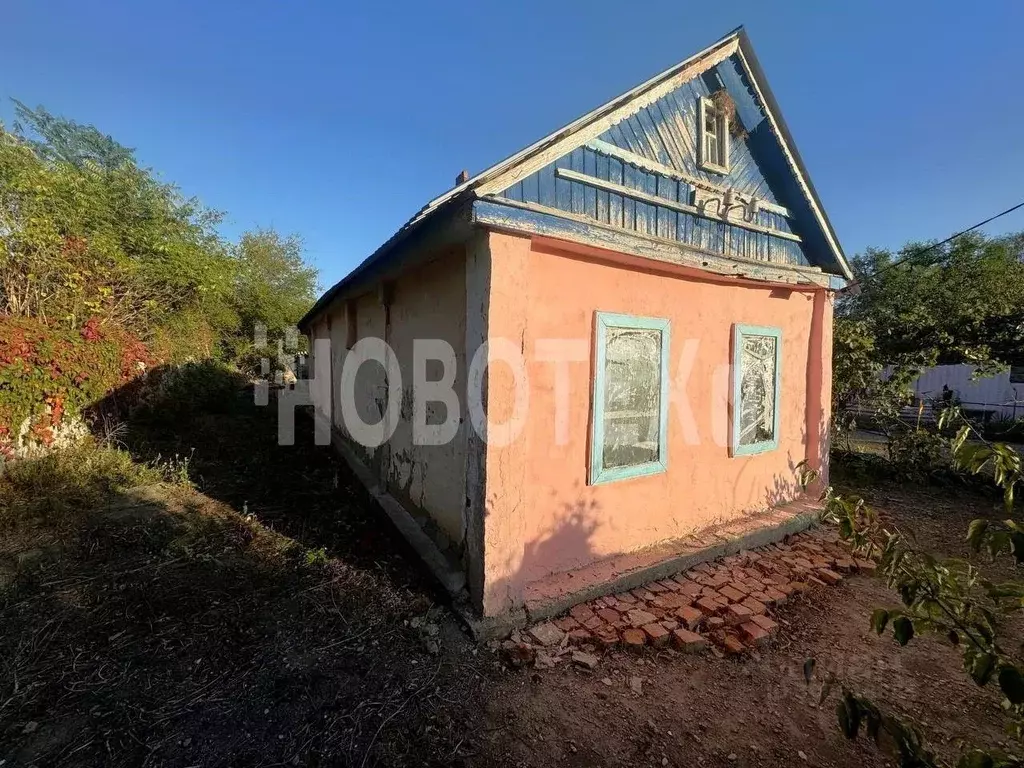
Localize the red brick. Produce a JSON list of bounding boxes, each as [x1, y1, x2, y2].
[[817, 568, 843, 585], [788, 581, 809, 594], [854, 559, 878, 573], [615, 591, 637, 604], [833, 558, 855, 573], [718, 634, 747, 655], [672, 628, 708, 653], [690, 563, 713, 575], [660, 619, 680, 632], [750, 614, 778, 633], [567, 628, 593, 645], [675, 604, 703, 630], [642, 622, 670, 648], [739, 621, 770, 646], [553, 616, 580, 632], [695, 596, 720, 615], [741, 597, 767, 615], [793, 557, 814, 569], [656, 578, 681, 592], [658, 592, 691, 610], [677, 581, 702, 598], [596, 608, 621, 625], [748, 591, 770, 603], [632, 588, 656, 602], [706, 616, 725, 630], [706, 573, 731, 589], [627, 608, 659, 628], [569, 604, 596, 623], [593, 627, 620, 649], [718, 585, 746, 603], [621, 628, 646, 651], [764, 587, 788, 606], [583, 615, 605, 631], [645, 580, 667, 593], [721, 602, 753, 626]]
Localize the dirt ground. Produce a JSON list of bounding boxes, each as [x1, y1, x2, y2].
[[0, 387, 1017, 767]]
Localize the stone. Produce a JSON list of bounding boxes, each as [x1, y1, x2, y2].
[[739, 621, 770, 646], [622, 628, 646, 651], [500, 641, 536, 669], [571, 650, 600, 669], [675, 604, 703, 630], [642, 622, 670, 648], [672, 628, 708, 653], [535, 651, 557, 669], [629, 676, 643, 696], [721, 603, 753, 626], [528, 622, 565, 647], [23, 721, 39, 735], [627, 609, 659, 628], [788, 581, 810, 594]]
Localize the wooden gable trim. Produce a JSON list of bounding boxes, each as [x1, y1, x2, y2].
[[472, 40, 740, 197], [733, 44, 851, 279], [472, 198, 830, 288], [552, 167, 801, 243], [585, 139, 792, 218]]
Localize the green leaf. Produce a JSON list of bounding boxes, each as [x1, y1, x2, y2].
[[967, 651, 997, 687], [892, 616, 914, 646], [870, 608, 890, 635], [998, 665, 1024, 704]]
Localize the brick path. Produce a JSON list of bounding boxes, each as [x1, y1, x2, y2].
[[498, 525, 875, 668]]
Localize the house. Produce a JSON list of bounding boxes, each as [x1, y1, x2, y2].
[[297, 27, 852, 629], [890, 364, 1024, 421]]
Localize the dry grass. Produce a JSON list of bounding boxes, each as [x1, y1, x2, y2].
[[0, 387, 491, 767]]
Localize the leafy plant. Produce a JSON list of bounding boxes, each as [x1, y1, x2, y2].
[[802, 412, 1024, 766]]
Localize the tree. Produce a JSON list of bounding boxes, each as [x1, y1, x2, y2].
[[832, 232, 1024, 439], [230, 229, 318, 348]]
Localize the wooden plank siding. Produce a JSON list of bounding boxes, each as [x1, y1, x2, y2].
[[494, 53, 811, 267]]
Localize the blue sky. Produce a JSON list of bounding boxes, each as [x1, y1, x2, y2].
[[3, 0, 1023, 290]]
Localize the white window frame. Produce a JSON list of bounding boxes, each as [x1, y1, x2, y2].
[[698, 96, 730, 175]]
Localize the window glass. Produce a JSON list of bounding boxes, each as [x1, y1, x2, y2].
[[602, 326, 663, 469], [733, 327, 781, 454]]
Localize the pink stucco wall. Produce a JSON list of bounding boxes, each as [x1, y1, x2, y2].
[[476, 230, 833, 616]]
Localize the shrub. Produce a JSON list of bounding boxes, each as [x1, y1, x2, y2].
[[886, 428, 946, 476], [0, 315, 153, 454]]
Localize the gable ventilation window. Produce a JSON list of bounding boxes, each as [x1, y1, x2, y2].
[[732, 324, 782, 456], [589, 312, 670, 485], [698, 96, 730, 174]]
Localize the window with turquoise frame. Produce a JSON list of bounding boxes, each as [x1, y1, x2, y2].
[[589, 312, 670, 485], [731, 324, 782, 456]]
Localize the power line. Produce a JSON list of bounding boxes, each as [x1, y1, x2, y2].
[[843, 199, 1024, 292]]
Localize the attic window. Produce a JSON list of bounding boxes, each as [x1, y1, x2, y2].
[[698, 96, 730, 174]]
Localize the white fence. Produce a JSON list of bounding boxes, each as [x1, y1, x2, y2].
[[900, 364, 1024, 420]]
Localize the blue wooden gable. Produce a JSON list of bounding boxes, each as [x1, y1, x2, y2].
[[299, 29, 850, 332], [494, 51, 822, 269]]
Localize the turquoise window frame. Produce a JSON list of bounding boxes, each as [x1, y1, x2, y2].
[[731, 324, 782, 456], [589, 311, 671, 485]]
